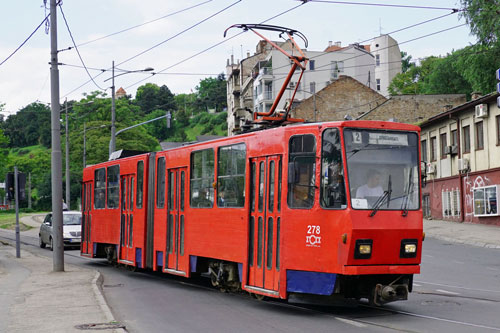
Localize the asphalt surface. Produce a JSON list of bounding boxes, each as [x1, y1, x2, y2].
[[0, 214, 499, 332]]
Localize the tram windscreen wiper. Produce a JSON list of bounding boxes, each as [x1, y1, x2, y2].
[[401, 168, 414, 217], [369, 175, 392, 217]]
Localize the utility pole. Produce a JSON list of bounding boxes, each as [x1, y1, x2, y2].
[[65, 98, 70, 210], [28, 172, 31, 209], [50, 0, 64, 272], [110, 60, 116, 156], [83, 122, 86, 169], [14, 166, 20, 258]]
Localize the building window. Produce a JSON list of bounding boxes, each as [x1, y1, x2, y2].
[[376, 79, 381, 91], [309, 60, 315, 71], [421, 140, 428, 163], [451, 129, 458, 147], [190, 149, 215, 208], [462, 125, 470, 153], [310, 82, 316, 94], [375, 54, 380, 66], [430, 137, 437, 161], [442, 189, 461, 218], [475, 121, 484, 150], [440, 133, 447, 159], [217, 143, 246, 208], [473, 185, 499, 216], [497, 115, 500, 145]]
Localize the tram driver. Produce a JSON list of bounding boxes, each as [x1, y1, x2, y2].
[[356, 169, 383, 199]]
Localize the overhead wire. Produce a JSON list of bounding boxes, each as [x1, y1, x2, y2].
[[59, 4, 105, 91], [124, 1, 307, 90], [299, 0, 462, 12], [62, 0, 244, 99], [69, 0, 213, 49], [0, 13, 50, 67]]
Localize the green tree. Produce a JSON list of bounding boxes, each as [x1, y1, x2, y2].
[[401, 51, 414, 73], [1, 102, 51, 148], [135, 83, 176, 114], [460, 0, 500, 45], [195, 74, 227, 112]]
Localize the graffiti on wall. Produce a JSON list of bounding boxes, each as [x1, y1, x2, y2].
[[463, 174, 491, 221]]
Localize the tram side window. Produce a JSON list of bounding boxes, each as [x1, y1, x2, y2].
[[94, 168, 106, 209], [107, 165, 120, 209], [136, 161, 144, 209], [288, 134, 316, 209], [190, 149, 214, 208], [217, 143, 246, 208], [156, 157, 166, 208], [320, 128, 347, 209]]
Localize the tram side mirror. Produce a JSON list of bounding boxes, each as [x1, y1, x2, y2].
[[288, 162, 299, 184]]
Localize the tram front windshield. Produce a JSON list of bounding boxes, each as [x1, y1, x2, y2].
[[344, 128, 420, 211]]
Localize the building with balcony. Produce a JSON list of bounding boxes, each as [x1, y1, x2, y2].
[[420, 92, 500, 226]]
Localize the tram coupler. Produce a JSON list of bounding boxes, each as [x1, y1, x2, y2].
[[372, 283, 408, 306]]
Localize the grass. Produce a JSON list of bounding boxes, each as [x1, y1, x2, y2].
[[0, 211, 33, 231]]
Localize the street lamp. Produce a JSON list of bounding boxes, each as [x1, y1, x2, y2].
[[105, 61, 154, 157], [61, 99, 94, 210]]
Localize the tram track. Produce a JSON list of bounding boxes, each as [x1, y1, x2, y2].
[[3, 232, 500, 332]]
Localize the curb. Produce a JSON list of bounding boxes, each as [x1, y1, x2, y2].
[[428, 234, 500, 249], [92, 271, 127, 332]]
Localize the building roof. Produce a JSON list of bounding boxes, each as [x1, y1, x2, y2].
[[420, 92, 499, 128]]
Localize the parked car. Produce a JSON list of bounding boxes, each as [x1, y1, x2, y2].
[[39, 211, 82, 250]]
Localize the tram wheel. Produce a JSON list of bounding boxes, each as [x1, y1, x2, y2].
[[253, 293, 266, 301]]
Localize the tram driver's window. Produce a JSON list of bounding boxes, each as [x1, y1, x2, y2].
[[107, 165, 120, 209], [320, 128, 346, 209], [94, 168, 106, 209], [288, 134, 316, 208], [190, 149, 215, 208]]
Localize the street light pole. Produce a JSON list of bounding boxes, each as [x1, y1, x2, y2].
[[110, 61, 116, 157], [106, 63, 154, 157], [50, 0, 64, 272], [65, 98, 70, 210]]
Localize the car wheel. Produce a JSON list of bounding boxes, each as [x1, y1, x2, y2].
[[50, 237, 53, 251], [39, 235, 46, 249]]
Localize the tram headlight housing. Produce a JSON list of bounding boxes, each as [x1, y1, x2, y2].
[[400, 239, 418, 258], [354, 239, 372, 259]]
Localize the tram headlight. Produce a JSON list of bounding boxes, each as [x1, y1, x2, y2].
[[354, 239, 372, 259], [400, 239, 418, 258]]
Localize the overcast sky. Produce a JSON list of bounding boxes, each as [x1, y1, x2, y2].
[[0, 0, 475, 115]]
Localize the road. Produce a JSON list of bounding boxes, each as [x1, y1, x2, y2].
[[1, 223, 499, 332]]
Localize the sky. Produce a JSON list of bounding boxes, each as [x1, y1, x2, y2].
[[0, 0, 476, 116]]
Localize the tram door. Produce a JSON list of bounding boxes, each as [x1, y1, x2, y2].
[[81, 181, 92, 255], [119, 174, 135, 263], [248, 155, 282, 291], [165, 167, 187, 273]]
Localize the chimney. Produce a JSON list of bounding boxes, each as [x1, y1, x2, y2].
[[471, 91, 482, 100], [335, 41, 341, 47], [247, 51, 250, 58], [231, 55, 234, 65], [328, 41, 332, 47]]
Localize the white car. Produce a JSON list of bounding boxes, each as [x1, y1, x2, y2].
[[39, 211, 82, 250]]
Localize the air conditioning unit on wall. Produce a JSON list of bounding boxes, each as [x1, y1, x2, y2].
[[445, 145, 458, 155], [426, 163, 436, 175], [458, 158, 470, 172], [475, 104, 488, 118]]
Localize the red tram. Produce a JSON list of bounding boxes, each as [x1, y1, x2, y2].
[[81, 120, 423, 305]]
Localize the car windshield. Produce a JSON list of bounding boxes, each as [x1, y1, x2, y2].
[[63, 214, 81, 225], [344, 128, 420, 211]]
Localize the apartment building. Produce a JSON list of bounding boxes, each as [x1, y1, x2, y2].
[[420, 92, 500, 226]]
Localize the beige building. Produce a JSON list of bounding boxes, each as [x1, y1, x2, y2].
[[420, 92, 500, 225]]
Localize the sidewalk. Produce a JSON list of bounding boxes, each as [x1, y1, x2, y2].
[[424, 218, 500, 249], [0, 214, 125, 333]]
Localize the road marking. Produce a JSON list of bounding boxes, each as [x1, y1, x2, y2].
[[335, 317, 367, 328], [436, 289, 460, 295], [415, 280, 500, 294], [452, 260, 465, 264], [486, 267, 499, 271], [413, 283, 421, 287], [423, 254, 434, 258]]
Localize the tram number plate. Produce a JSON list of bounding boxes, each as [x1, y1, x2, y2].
[[306, 225, 321, 247]]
